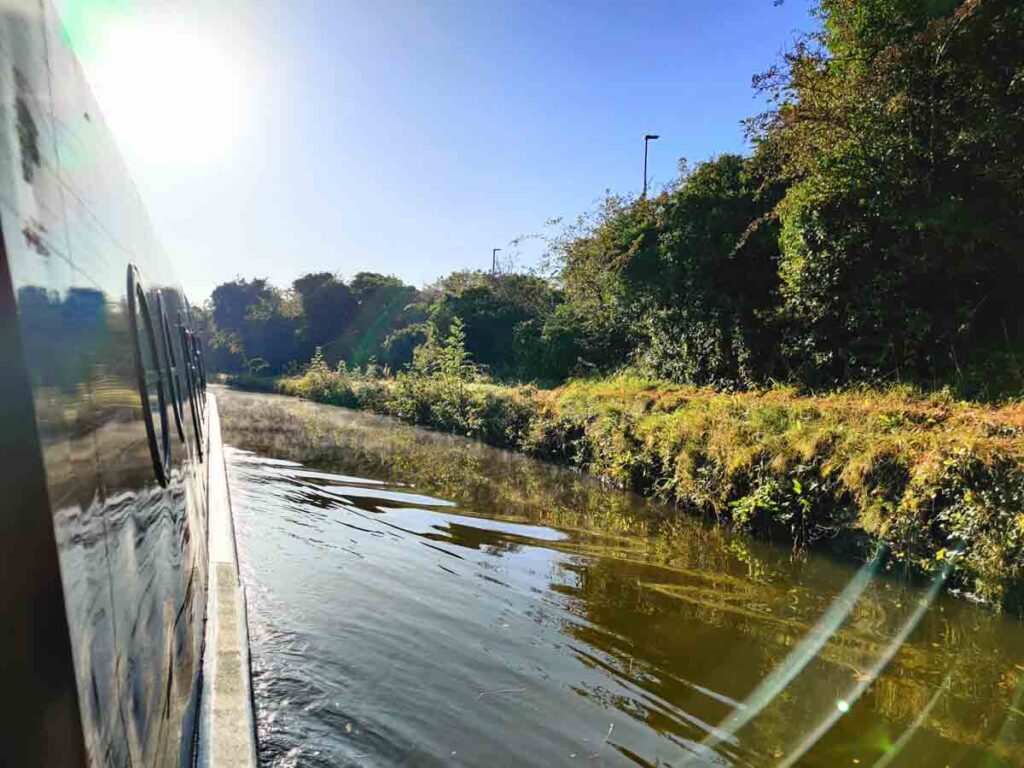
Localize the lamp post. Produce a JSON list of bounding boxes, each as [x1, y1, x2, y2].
[[643, 134, 660, 198], [491, 248, 502, 275]]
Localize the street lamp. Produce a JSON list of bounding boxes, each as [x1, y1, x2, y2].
[[492, 248, 502, 274], [643, 134, 660, 198]]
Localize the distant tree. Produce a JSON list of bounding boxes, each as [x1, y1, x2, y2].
[[427, 271, 559, 380], [210, 278, 274, 335], [209, 278, 300, 373], [292, 272, 356, 351], [514, 303, 599, 384], [342, 272, 420, 367], [349, 271, 407, 298]]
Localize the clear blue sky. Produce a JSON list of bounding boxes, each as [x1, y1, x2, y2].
[[67, 0, 817, 302]]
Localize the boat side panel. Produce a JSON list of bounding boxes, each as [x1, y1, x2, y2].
[[0, 3, 209, 765]]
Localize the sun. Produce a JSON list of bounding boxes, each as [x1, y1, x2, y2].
[[86, 19, 247, 167]]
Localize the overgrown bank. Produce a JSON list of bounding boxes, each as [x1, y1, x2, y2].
[[227, 365, 1024, 615]]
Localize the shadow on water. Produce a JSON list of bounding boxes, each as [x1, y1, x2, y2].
[[218, 388, 1024, 768]]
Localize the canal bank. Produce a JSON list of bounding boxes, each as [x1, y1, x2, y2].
[[218, 387, 1024, 767], [225, 372, 1024, 615]]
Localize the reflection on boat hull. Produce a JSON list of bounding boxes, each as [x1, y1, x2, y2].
[[0, 2, 209, 765]]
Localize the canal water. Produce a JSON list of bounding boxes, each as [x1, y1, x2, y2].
[[218, 389, 1024, 767]]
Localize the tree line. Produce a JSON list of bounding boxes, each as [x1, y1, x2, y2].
[[202, 0, 1024, 399]]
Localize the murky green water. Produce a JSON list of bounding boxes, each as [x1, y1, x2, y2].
[[218, 388, 1024, 767]]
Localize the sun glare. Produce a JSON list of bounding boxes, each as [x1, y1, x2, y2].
[[88, 20, 246, 167]]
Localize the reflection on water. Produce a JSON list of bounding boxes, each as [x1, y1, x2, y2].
[[219, 389, 1024, 768]]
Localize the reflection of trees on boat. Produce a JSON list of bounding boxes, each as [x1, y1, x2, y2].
[[0, 1, 211, 761]]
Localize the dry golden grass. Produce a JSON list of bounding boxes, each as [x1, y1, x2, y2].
[[229, 370, 1024, 612]]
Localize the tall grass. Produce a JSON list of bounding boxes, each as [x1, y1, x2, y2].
[[227, 365, 1024, 613]]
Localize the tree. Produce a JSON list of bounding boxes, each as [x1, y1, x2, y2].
[[210, 278, 275, 335], [208, 278, 301, 373], [553, 195, 655, 372], [639, 154, 783, 385], [342, 272, 420, 367], [292, 272, 356, 351], [427, 271, 560, 380], [551, 156, 783, 386], [753, 0, 1024, 388]]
